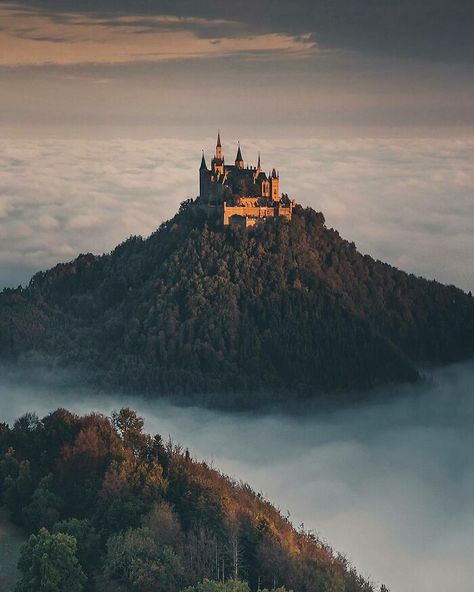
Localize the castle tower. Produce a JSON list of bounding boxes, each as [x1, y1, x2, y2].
[[270, 168, 280, 201], [216, 131, 222, 160], [235, 142, 244, 169], [211, 131, 224, 175], [199, 151, 210, 200]]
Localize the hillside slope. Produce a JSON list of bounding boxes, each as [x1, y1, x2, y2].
[[0, 203, 472, 407], [0, 507, 25, 591], [0, 407, 379, 592]]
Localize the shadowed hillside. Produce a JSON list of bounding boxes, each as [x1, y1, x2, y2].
[[0, 203, 472, 408], [0, 506, 25, 591]]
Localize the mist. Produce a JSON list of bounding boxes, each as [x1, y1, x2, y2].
[[1, 136, 473, 292], [1, 362, 473, 592]]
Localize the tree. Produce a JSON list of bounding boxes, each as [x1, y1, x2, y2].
[[104, 527, 183, 592], [16, 527, 86, 592], [112, 408, 146, 455], [53, 518, 100, 582], [182, 579, 251, 592], [145, 501, 183, 550], [23, 474, 63, 531], [2, 455, 33, 522]]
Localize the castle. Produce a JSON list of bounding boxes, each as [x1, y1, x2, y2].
[[197, 133, 293, 227]]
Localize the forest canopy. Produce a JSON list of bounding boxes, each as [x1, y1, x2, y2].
[[0, 407, 382, 592], [0, 204, 472, 408]]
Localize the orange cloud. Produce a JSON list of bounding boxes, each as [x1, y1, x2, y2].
[[0, 4, 317, 66]]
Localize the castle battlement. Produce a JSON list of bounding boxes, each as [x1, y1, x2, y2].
[[197, 133, 293, 226]]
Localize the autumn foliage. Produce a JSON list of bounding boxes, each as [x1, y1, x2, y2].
[[1, 408, 378, 592]]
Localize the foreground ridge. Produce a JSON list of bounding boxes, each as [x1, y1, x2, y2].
[[1, 406, 381, 591]]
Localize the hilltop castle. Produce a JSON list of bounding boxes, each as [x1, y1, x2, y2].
[[197, 133, 293, 227]]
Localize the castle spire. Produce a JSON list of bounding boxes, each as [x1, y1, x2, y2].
[[257, 152, 261, 170], [235, 141, 244, 169], [200, 151, 207, 170], [215, 131, 223, 160]]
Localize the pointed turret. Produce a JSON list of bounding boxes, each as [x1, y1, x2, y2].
[[257, 152, 261, 170], [215, 131, 223, 160], [270, 167, 280, 201], [235, 142, 244, 169], [199, 150, 211, 200]]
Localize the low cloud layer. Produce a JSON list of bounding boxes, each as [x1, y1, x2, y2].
[[1, 135, 473, 291], [1, 362, 473, 592]]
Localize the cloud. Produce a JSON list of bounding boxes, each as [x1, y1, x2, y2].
[[3, 0, 474, 63], [0, 135, 472, 291], [1, 361, 473, 592], [0, 3, 316, 67]]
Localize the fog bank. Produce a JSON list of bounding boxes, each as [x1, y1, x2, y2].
[[1, 362, 474, 591], [1, 136, 473, 292]]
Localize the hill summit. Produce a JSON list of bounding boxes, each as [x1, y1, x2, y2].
[[1, 201, 473, 407]]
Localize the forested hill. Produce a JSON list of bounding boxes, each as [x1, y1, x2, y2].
[[0, 407, 379, 592], [1, 202, 473, 407]]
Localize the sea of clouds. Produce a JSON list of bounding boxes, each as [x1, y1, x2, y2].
[[1, 361, 473, 592], [0, 135, 473, 291]]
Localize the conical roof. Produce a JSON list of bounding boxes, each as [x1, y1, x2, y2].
[[235, 143, 243, 162]]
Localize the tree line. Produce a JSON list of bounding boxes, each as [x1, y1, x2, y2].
[[1, 407, 382, 592]]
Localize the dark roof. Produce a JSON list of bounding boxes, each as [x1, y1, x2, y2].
[[217, 131, 222, 147], [200, 152, 207, 170], [235, 145, 243, 162], [224, 165, 254, 179]]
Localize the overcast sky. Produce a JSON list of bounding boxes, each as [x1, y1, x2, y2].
[[1, 0, 473, 132]]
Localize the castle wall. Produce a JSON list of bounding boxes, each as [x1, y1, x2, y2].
[[223, 203, 292, 226]]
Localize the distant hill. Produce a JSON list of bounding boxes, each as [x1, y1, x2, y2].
[[0, 202, 472, 407]]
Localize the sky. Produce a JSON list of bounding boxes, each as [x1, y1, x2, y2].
[[1, 361, 474, 592], [0, 0, 473, 133]]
